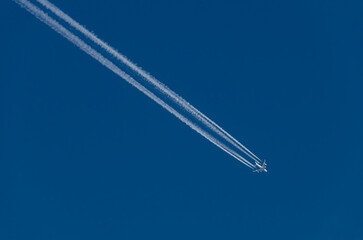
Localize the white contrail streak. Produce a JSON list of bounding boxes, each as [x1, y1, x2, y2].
[[36, 0, 262, 163], [13, 0, 255, 168]]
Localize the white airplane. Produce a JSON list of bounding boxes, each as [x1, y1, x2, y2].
[[253, 160, 267, 173]]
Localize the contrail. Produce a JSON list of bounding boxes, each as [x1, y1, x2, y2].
[[13, 0, 255, 168], [36, 0, 262, 163]]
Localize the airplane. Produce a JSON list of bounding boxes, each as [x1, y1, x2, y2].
[[253, 160, 267, 173]]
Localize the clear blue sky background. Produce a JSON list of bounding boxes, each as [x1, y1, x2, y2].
[[1, 0, 362, 239]]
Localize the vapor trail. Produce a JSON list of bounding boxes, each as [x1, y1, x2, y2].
[[36, 0, 262, 163], [13, 0, 255, 168]]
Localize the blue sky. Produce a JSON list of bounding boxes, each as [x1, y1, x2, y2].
[[1, 0, 363, 239]]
